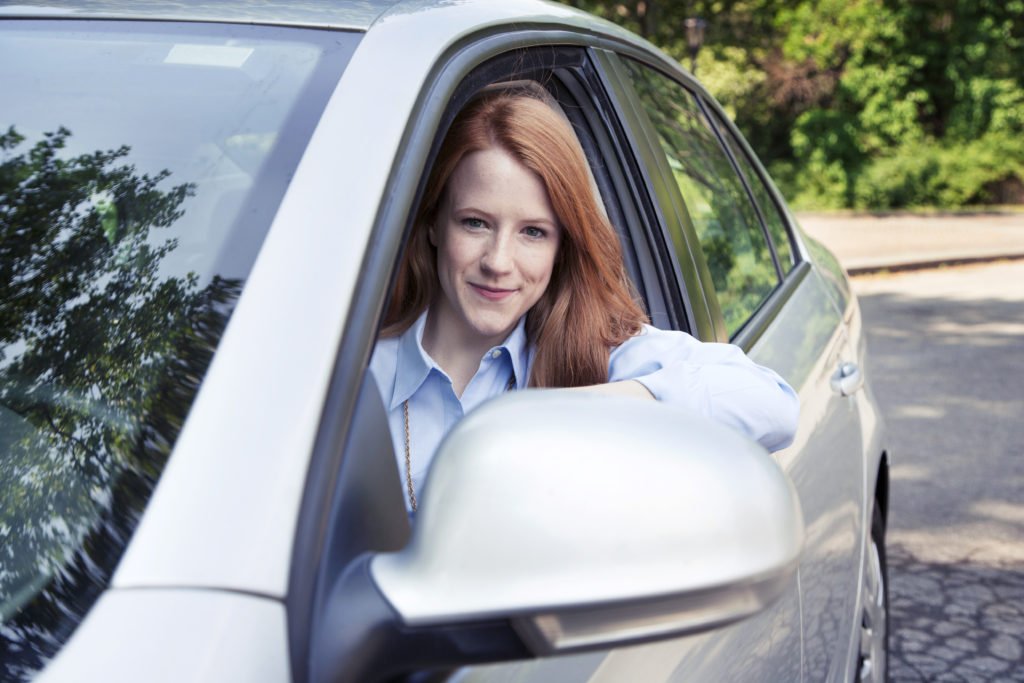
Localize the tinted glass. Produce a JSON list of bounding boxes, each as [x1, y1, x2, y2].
[[709, 108, 796, 274], [623, 60, 779, 336], [0, 20, 357, 678]]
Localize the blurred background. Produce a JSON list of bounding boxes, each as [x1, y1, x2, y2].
[[558, 0, 1024, 212]]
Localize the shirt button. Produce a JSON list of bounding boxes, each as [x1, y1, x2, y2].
[[490, 349, 501, 359]]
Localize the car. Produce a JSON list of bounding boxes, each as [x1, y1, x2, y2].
[[0, 1, 890, 681]]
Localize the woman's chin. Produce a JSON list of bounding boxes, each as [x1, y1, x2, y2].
[[466, 316, 519, 344]]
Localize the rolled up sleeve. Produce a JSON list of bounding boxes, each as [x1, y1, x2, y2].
[[609, 325, 800, 451]]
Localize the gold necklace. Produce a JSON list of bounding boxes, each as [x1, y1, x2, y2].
[[402, 373, 516, 513], [402, 398, 418, 512]]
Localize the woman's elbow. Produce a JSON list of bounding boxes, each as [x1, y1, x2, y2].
[[759, 383, 800, 452]]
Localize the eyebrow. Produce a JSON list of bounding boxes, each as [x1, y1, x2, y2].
[[452, 203, 555, 225]]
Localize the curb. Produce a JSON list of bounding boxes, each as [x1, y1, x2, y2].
[[846, 252, 1024, 276]]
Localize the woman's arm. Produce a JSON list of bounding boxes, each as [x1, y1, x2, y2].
[[566, 379, 654, 400], [599, 325, 800, 451]]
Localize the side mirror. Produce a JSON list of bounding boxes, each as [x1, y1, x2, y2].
[[313, 391, 803, 683]]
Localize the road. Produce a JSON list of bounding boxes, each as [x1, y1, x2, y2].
[[853, 261, 1024, 682], [799, 212, 1024, 274]]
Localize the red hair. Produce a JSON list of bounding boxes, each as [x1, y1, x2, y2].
[[382, 90, 648, 387]]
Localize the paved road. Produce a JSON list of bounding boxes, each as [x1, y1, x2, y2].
[[799, 212, 1024, 274], [853, 261, 1024, 682]]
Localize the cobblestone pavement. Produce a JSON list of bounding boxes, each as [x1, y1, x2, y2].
[[889, 544, 1024, 682]]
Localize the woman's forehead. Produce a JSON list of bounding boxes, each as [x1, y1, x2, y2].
[[446, 148, 554, 216]]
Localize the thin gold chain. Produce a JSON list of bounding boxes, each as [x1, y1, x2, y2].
[[403, 399, 418, 512], [403, 373, 515, 514]]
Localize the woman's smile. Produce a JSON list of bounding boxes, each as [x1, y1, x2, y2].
[[469, 283, 518, 301]]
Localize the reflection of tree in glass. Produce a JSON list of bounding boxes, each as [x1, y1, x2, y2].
[[0, 127, 241, 679], [627, 64, 778, 334]]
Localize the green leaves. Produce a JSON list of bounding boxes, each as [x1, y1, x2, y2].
[[556, 0, 1024, 209]]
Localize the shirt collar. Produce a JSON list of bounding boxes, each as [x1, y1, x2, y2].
[[389, 312, 531, 410], [503, 315, 530, 391], [391, 312, 434, 410]]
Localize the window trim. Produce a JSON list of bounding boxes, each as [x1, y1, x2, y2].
[[594, 48, 723, 341], [698, 98, 785, 281], [700, 98, 802, 277]]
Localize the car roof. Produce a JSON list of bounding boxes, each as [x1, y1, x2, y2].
[[0, 0, 630, 34], [0, 0, 670, 75], [0, 0, 402, 29]]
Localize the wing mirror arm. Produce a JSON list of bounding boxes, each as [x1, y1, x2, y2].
[[310, 555, 529, 683]]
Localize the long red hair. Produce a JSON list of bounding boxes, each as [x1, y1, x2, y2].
[[382, 90, 648, 387]]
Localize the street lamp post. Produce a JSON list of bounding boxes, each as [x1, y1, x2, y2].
[[684, 17, 707, 74]]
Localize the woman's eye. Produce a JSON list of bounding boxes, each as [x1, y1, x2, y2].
[[462, 217, 485, 229], [523, 226, 545, 239]]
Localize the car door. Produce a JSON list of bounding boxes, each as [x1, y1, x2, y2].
[[603, 51, 869, 682], [288, 41, 640, 683]]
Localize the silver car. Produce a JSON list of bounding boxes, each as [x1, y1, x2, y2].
[[0, 1, 889, 681]]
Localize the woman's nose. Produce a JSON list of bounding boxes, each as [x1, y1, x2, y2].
[[481, 233, 514, 274]]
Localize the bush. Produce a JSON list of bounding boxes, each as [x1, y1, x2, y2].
[[851, 133, 1024, 209], [851, 144, 940, 209]]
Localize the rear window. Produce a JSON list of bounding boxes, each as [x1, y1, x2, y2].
[[0, 19, 357, 677]]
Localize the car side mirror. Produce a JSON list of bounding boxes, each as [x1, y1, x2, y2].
[[312, 391, 804, 683]]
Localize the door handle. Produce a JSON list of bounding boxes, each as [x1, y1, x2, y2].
[[831, 361, 863, 396]]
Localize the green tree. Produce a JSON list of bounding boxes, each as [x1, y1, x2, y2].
[[557, 0, 1024, 209]]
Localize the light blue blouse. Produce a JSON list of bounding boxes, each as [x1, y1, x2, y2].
[[370, 312, 799, 511]]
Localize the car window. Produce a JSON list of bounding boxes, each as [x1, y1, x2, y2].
[[621, 59, 780, 336], [0, 20, 356, 677], [707, 107, 796, 275]]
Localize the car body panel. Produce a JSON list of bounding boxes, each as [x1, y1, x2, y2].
[[35, 589, 289, 682], [758, 305, 863, 683]]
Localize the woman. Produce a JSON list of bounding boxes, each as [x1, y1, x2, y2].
[[371, 89, 799, 512]]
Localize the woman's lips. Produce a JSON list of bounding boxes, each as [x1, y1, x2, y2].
[[470, 283, 516, 301]]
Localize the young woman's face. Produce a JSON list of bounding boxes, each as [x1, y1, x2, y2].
[[429, 146, 561, 349]]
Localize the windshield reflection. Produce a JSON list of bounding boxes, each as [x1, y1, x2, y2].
[[0, 19, 357, 678], [0, 126, 242, 677]]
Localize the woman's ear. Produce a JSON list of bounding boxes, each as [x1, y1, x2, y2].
[[427, 222, 438, 247]]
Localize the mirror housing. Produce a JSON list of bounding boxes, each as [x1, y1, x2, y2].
[[372, 390, 803, 654]]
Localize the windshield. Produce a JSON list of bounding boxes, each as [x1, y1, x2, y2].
[[0, 19, 358, 677]]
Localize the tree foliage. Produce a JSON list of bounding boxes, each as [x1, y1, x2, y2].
[[558, 0, 1024, 209]]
